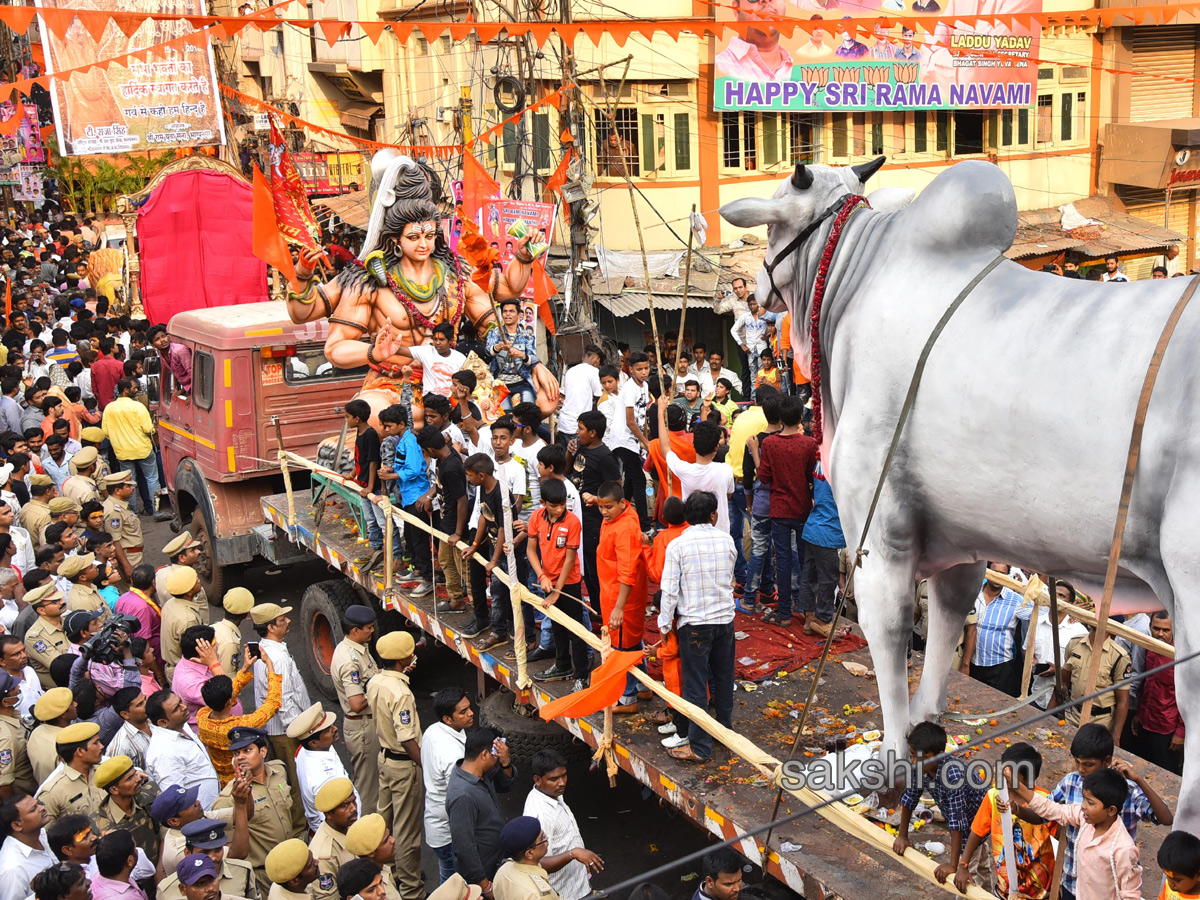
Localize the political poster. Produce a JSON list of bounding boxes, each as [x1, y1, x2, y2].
[[480, 199, 555, 302], [35, 0, 225, 156], [13, 167, 46, 203], [714, 0, 1041, 112], [0, 102, 45, 165]]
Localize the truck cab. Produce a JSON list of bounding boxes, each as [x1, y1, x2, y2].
[[153, 302, 364, 596]]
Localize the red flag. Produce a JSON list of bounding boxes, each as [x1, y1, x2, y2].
[[252, 162, 299, 292], [539, 649, 644, 721], [531, 259, 557, 335], [267, 118, 322, 252], [461, 151, 499, 222]]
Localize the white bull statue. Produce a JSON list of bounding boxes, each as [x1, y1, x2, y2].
[[720, 157, 1198, 830]]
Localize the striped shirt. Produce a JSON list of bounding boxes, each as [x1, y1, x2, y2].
[[1049, 771, 1158, 895], [899, 756, 987, 835], [658, 523, 736, 631], [524, 788, 591, 900], [972, 587, 1033, 667]]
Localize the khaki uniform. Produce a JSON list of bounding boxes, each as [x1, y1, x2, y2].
[[330, 636, 379, 815], [310, 822, 355, 900], [366, 669, 423, 900], [1064, 635, 1132, 729], [0, 713, 36, 794], [211, 617, 244, 678], [67, 581, 109, 623], [27, 723, 62, 785], [36, 763, 107, 819], [268, 885, 313, 900], [493, 862, 560, 900], [19, 500, 52, 544], [25, 617, 70, 690], [212, 760, 294, 898], [161, 807, 236, 873], [160, 595, 207, 681], [157, 564, 210, 623], [62, 474, 101, 506], [94, 795, 162, 870], [159, 858, 260, 900], [104, 494, 143, 566]]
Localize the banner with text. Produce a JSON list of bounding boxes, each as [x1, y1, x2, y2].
[[714, 0, 1040, 112], [35, 0, 225, 156], [481, 199, 555, 302]]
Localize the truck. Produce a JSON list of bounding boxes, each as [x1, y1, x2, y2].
[[154, 302, 362, 596]]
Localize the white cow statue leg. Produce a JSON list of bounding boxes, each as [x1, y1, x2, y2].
[[909, 562, 985, 727]]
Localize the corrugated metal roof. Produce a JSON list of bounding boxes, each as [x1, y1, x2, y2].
[[1007, 196, 1185, 260], [313, 190, 370, 229], [596, 291, 701, 317]]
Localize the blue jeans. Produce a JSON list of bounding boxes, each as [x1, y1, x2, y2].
[[361, 494, 387, 550], [744, 513, 776, 595], [500, 379, 536, 411], [432, 843, 455, 883], [728, 487, 747, 585], [771, 517, 808, 619], [119, 455, 160, 515], [677, 622, 736, 759]]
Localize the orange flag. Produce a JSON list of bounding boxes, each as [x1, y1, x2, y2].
[[539, 649, 644, 721], [545, 149, 572, 199], [252, 162, 299, 292], [461, 151, 499, 222], [531, 260, 557, 335]]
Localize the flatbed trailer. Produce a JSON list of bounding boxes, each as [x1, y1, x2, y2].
[[261, 489, 1180, 900]]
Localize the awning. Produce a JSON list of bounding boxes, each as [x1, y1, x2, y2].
[[313, 190, 370, 230], [339, 102, 381, 131], [1101, 119, 1200, 189], [1007, 196, 1185, 261], [593, 271, 720, 317]]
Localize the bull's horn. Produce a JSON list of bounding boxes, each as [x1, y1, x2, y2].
[[851, 155, 886, 183], [791, 164, 813, 190]]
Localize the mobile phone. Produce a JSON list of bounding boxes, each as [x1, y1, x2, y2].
[[246, 642, 261, 661]]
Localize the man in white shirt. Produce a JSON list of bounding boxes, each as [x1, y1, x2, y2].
[[556, 346, 603, 443], [0, 635, 42, 723], [0, 792, 55, 900], [288, 701, 359, 833], [250, 602, 311, 835], [610, 352, 652, 530], [696, 350, 742, 400], [421, 688, 474, 884], [406, 323, 466, 398], [523, 750, 604, 900], [729, 283, 775, 396], [658, 396, 735, 535], [144, 689, 220, 809]]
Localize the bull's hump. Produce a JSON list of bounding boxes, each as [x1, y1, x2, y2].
[[898, 160, 1017, 256]]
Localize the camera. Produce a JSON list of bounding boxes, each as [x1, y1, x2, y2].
[[80, 613, 142, 665]]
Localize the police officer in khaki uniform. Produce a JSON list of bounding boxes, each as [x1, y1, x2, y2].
[[330, 604, 379, 815], [41, 497, 81, 545], [309, 778, 359, 900], [0, 670, 36, 794], [211, 726, 294, 899], [158, 532, 209, 619], [492, 818, 561, 900], [62, 552, 108, 623], [19, 474, 55, 540], [93, 755, 163, 870], [176, 853, 255, 900], [345, 814, 402, 900], [213, 587, 253, 677], [24, 584, 71, 690], [28, 687, 76, 785], [1062, 629, 1133, 731], [157, 818, 260, 900], [366, 631, 424, 900], [161, 566, 207, 681], [62, 447, 102, 506], [36, 720, 108, 818], [265, 839, 320, 900], [80, 428, 112, 483], [103, 470, 143, 579]]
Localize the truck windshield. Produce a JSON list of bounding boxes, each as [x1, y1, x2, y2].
[[284, 347, 368, 384]]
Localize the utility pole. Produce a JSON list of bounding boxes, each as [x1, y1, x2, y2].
[[558, 0, 592, 328]]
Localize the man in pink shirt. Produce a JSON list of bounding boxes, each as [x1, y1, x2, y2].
[[115, 565, 162, 665], [90, 829, 149, 900], [715, 0, 794, 81], [171, 625, 242, 726], [90, 338, 126, 411]]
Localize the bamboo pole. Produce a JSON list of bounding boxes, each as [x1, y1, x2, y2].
[[667, 203, 698, 408], [1018, 589, 1042, 701], [380, 496, 394, 595], [272, 417, 296, 528], [284, 450, 993, 899]]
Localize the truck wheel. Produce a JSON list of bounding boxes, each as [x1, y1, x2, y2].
[[300, 579, 360, 700], [191, 509, 234, 600], [478, 688, 591, 765]]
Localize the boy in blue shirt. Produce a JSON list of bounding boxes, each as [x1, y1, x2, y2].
[[378, 404, 432, 598]]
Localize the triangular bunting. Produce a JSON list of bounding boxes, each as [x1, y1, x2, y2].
[[113, 12, 146, 37], [0, 7, 38, 35], [221, 16, 250, 36], [475, 24, 503, 41], [606, 23, 635, 46], [360, 20, 387, 43], [418, 22, 446, 40], [209, 22, 227, 40], [391, 23, 414, 42], [526, 23, 554, 47], [40, 8, 77, 40], [318, 19, 347, 46]]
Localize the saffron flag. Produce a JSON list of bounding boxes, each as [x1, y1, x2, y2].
[[252, 162, 298, 292], [462, 151, 499, 222], [538, 649, 644, 721], [267, 118, 322, 252], [545, 149, 572, 198], [530, 259, 557, 335]]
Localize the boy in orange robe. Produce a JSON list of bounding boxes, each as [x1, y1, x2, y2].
[[644, 495, 689, 732], [643, 404, 695, 526], [596, 479, 648, 714]]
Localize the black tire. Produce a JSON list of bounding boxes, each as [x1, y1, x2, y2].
[[191, 508, 239, 601], [478, 688, 591, 765], [299, 579, 362, 700]]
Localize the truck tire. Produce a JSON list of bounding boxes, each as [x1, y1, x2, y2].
[[191, 509, 239, 600], [300, 579, 361, 700], [478, 689, 590, 765]]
